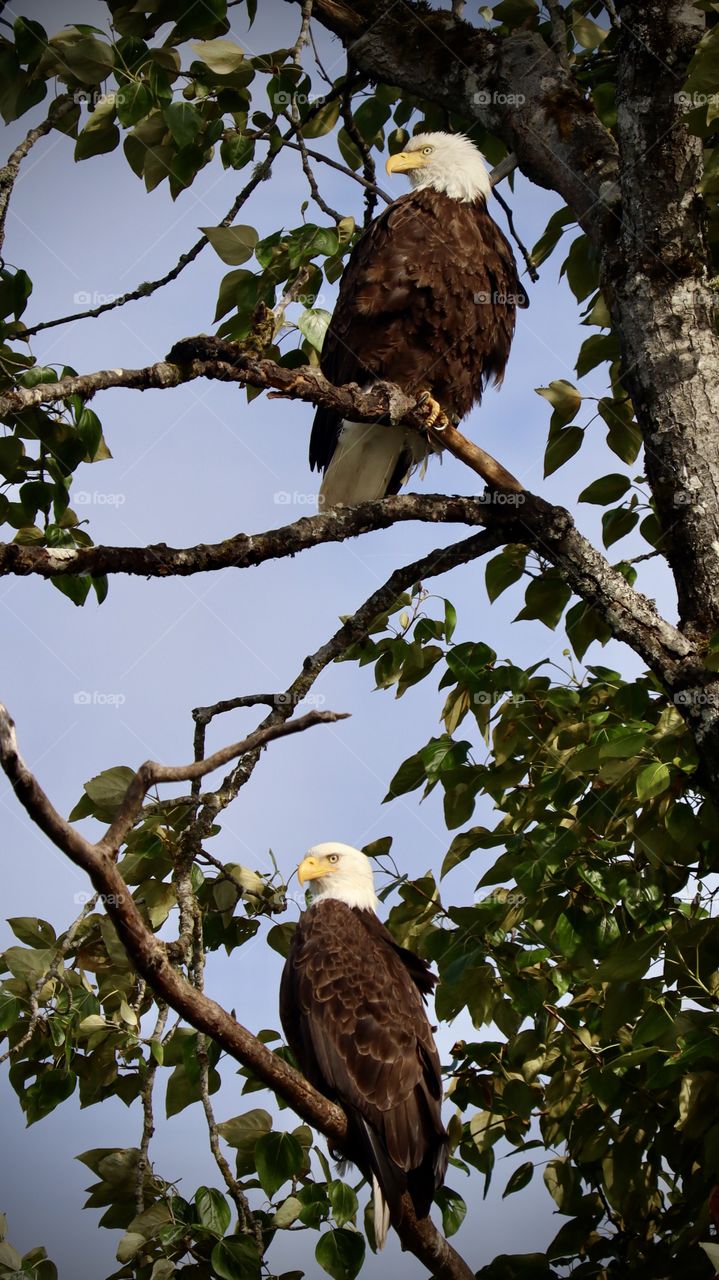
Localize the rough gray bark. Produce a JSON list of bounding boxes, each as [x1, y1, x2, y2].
[[609, 0, 719, 639]]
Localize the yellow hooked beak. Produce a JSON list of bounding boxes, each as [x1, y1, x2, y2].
[[298, 854, 336, 885], [385, 150, 427, 176]]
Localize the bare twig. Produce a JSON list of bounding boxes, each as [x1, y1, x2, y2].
[[491, 184, 539, 283], [341, 77, 379, 226], [100, 709, 348, 855], [136, 1002, 169, 1214]]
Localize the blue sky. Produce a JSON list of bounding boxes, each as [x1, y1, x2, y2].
[[0, 1, 676, 1276]]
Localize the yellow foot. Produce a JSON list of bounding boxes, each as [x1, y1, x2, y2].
[[418, 390, 448, 432]]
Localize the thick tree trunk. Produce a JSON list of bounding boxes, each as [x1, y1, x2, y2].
[[611, 0, 719, 639]]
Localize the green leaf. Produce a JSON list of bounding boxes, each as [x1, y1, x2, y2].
[[384, 749, 425, 800], [578, 473, 631, 505], [315, 1229, 365, 1280], [485, 546, 527, 602], [0, 989, 19, 1030], [217, 1109, 272, 1175], [53, 33, 115, 83], [328, 1180, 358, 1227], [24, 1068, 76, 1124], [210, 1236, 262, 1280], [297, 307, 332, 351], [116, 1232, 144, 1263], [84, 766, 136, 818], [303, 98, 341, 138], [201, 224, 258, 265], [255, 1131, 305, 1198], [636, 761, 671, 802], [52, 574, 92, 606], [163, 102, 201, 148], [435, 1187, 467, 1236], [544, 425, 583, 477], [602, 506, 639, 548], [191, 38, 245, 73], [535, 379, 582, 425], [195, 1187, 231, 1237], [502, 1161, 534, 1197], [515, 570, 571, 630]]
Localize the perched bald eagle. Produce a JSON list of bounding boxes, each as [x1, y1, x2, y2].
[[310, 131, 527, 506], [280, 843, 447, 1247]]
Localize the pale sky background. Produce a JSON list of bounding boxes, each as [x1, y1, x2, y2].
[[0, 2, 674, 1277]]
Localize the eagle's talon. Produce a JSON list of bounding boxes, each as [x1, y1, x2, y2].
[[417, 390, 444, 431]]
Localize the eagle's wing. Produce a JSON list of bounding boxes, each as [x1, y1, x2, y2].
[[309, 197, 432, 476], [280, 900, 444, 1182]]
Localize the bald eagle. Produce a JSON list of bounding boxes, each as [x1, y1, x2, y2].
[[280, 843, 447, 1248], [310, 131, 527, 507]]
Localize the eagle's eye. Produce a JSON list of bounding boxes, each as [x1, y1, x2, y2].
[[421, 146, 433, 155], [328, 853, 340, 864]]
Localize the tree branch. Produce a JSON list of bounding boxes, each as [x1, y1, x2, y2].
[[99, 709, 347, 856], [0, 703, 473, 1280], [291, 0, 620, 248]]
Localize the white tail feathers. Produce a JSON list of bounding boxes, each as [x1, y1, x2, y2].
[[319, 421, 428, 508], [372, 1175, 391, 1250]]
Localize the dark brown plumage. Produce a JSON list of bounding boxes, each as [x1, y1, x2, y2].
[[310, 166, 527, 503], [280, 897, 448, 1233]]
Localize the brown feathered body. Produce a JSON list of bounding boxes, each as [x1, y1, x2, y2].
[[310, 187, 527, 502], [280, 898, 448, 1227]]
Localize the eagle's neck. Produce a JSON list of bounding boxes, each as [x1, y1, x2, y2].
[[413, 168, 491, 204], [310, 882, 378, 912]]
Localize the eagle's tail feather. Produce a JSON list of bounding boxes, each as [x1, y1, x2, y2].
[[319, 421, 425, 508], [372, 1175, 391, 1251]]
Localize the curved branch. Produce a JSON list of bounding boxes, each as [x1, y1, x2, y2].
[[0, 703, 473, 1280], [0, 489, 694, 683]]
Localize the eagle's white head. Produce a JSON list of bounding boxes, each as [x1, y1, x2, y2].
[[297, 841, 378, 911], [385, 131, 492, 203]]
